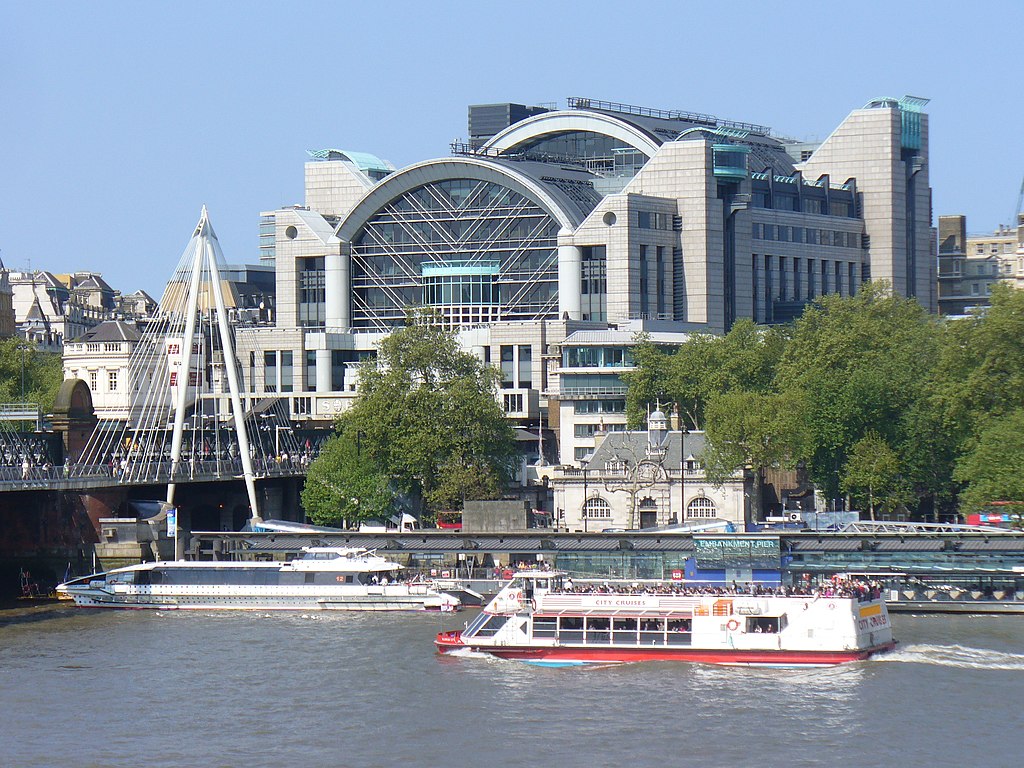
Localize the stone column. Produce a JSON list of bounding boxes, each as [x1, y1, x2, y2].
[[316, 348, 332, 392], [325, 241, 350, 329], [557, 228, 582, 320]]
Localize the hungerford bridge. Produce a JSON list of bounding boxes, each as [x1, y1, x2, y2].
[[0, 209, 310, 523]]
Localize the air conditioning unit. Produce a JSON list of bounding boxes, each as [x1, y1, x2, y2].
[[788, 512, 802, 523]]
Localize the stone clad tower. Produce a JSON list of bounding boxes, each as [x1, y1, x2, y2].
[[0, 255, 15, 338]]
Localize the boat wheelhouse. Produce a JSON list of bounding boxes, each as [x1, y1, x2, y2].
[[58, 547, 461, 612], [436, 570, 895, 667]]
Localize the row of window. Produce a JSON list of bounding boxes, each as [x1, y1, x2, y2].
[[974, 242, 1017, 254], [637, 211, 672, 230], [581, 497, 718, 519], [752, 254, 861, 306], [72, 369, 119, 394], [753, 223, 861, 248], [573, 399, 626, 415], [574, 422, 627, 438], [562, 346, 631, 369], [255, 346, 535, 396], [751, 192, 853, 218]]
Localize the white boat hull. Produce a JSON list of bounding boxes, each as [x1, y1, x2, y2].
[[62, 584, 452, 611]]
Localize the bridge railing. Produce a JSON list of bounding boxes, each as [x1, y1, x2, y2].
[[0, 457, 307, 490]]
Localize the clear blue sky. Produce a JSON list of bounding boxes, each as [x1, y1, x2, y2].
[[3, 0, 1022, 298]]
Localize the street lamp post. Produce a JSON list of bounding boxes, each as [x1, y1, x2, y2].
[[581, 459, 589, 533], [680, 426, 690, 524]]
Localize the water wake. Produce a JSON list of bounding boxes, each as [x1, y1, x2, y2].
[[877, 643, 1024, 671]]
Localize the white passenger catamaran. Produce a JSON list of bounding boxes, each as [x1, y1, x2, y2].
[[58, 547, 461, 612], [437, 570, 895, 666]]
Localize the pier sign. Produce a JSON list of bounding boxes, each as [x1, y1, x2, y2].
[[693, 536, 781, 569]]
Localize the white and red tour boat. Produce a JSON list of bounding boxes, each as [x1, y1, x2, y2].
[[436, 570, 895, 667]]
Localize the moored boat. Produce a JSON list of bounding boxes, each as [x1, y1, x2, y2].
[[436, 571, 895, 667], [57, 547, 461, 612]]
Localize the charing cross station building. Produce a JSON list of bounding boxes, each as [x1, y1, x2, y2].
[[236, 95, 934, 462], [63, 95, 936, 530]]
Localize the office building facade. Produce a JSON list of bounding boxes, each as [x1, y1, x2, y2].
[[239, 96, 936, 465]]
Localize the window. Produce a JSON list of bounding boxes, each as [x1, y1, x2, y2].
[[279, 351, 293, 393], [686, 497, 718, 519], [656, 246, 666, 317], [583, 497, 612, 520], [500, 345, 514, 388], [108, 370, 118, 392], [639, 245, 649, 316], [298, 257, 326, 328], [89, 370, 98, 391], [518, 345, 532, 389], [503, 393, 523, 413], [264, 351, 277, 393], [803, 198, 823, 215], [581, 245, 607, 321], [305, 351, 316, 392]]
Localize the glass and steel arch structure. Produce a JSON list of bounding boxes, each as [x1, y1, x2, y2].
[[335, 157, 596, 330], [482, 110, 662, 169]]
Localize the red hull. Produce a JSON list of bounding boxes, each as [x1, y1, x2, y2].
[[435, 632, 895, 666]]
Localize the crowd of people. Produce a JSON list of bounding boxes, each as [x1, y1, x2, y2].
[[550, 575, 884, 602]]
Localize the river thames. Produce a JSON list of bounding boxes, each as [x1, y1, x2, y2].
[[1, 609, 1021, 768]]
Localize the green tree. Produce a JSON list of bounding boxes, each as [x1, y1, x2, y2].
[[301, 431, 395, 527], [840, 431, 911, 520], [953, 408, 1024, 518], [623, 319, 786, 431], [702, 389, 805, 516], [302, 311, 517, 523], [933, 284, 1024, 453], [775, 282, 941, 504], [0, 338, 64, 410]]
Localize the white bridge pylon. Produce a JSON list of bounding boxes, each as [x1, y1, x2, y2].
[[164, 207, 261, 521]]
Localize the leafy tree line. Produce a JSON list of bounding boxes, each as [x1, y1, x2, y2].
[[0, 338, 64, 411], [302, 312, 517, 527], [622, 282, 1024, 520]]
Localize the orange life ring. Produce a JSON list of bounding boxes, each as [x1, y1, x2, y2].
[[828, 602, 836, 610], [726, 619, 740, 631]]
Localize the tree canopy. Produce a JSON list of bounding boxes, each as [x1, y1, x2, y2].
[[0, 338, 64, 411], [625, 281, 1024, 519], [301, 313, 517, 526]]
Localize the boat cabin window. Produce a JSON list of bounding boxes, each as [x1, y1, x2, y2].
[[533, 616, 557, 638], [473, 615, 510, 638], [640, 618, 666, 646], [558, 616, 584, 644], [464, 612, 490, 636], [666, 618, 692, 646], [584, 617, 610, 644], [748, 616, 783, 634]]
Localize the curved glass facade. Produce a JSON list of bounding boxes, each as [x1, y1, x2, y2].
[[350, 178, 560, 329], [510, 131, 649, 176]]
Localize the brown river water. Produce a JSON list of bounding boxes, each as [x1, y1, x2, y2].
[[1, 608, 1022, 768]]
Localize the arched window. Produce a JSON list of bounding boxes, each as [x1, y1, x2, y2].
[[583, 497, 612, 520], [638, 497, 657, 512], [686, 497, 718, 519]]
